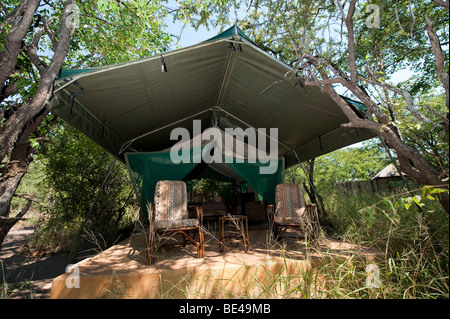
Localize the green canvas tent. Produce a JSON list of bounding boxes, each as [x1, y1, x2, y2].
[[46, 25, 375, 207], [47, 25, 374, 164]]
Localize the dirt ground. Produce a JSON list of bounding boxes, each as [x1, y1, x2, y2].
[[0, 224, 70, 299]]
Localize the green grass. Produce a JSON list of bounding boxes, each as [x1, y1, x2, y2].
[[315, 185, 449, 298]]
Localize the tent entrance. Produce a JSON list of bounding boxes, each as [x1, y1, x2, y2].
[[125, 141, 283, 217]]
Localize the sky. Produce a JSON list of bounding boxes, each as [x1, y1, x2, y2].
[[166, 21, 219, 48], [163, 0, 244, 49], [165, 11, 415, 82]]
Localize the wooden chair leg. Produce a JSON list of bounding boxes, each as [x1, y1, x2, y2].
[[274, 225, 283, 241], [182, 232, 188, 248], [147, 225, 156, 265], [198, 227, 204, 258]]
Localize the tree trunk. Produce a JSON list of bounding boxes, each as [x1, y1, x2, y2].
[[0, 0, 75, 164], [0, 108, 50, 249], [0, 108, 49, 215], [0, 200, 32, 251], [321, 84, 449, 213], [298, 1, 450, 212], [0, 0, 75, 251], [0, 0, 41, 90], [302, 159, 328, 224]]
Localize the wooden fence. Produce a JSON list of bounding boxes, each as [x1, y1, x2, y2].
[[334, 177, 419, 194]]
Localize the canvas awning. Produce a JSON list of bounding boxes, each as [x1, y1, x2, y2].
[[46, 25, 375, 167]]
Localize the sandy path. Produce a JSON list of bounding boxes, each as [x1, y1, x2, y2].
[[0, 224, 69, 299]]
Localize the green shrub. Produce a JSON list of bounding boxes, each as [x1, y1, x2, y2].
[[28, 123, 137, 259]]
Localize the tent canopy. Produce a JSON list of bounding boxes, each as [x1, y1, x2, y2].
[[47, 25, 375, 168]]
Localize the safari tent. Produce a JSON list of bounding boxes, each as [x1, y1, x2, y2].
[[46, 25, 375, 208]]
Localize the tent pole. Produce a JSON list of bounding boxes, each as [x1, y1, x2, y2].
[[215, 48, 235, 106]]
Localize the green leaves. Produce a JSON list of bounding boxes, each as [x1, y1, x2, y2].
[[96, 0, 108, 12], [360, 206, 377, 229], [422, 185, 447, 201], [358, 185, 448, 231], [398, 195, 423, 211], [29, 137, 39, 149], [68, 0, 172, 67], [394, 185, 448, 211], [359, 197, 401, 230], [26, 121, 135, 254], [312, 140, 391, 186]]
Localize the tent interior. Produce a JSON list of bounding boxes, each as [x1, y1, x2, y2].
[[125, 126, 283, 222], [47, 25, 376, 224]]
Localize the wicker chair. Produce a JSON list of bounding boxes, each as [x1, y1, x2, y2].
[[147, 180, 204, 265], [268, 184, 319, 242]]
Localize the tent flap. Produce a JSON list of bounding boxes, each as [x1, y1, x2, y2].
[[125, 128, 284, 209]]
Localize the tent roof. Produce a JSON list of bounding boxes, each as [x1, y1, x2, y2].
[[47, 25, 375, 166], [372, 164, 407, 180]]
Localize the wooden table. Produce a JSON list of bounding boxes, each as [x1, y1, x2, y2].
[[218, 215, 251, 253]]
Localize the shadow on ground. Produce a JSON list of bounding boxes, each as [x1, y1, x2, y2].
[[0, 226, 70, 298]]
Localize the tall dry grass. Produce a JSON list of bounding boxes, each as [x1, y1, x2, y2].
[[147, 186, 449, 299]]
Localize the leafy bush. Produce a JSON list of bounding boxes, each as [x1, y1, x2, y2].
[[28, 122, 137, 259]]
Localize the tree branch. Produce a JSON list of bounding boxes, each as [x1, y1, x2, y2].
[[303, 53, 390, 124], [431, 0, 449, 10], [0, 0, 41, 91], [345, 0, 358, 83], [363, 65, 440, 129], [424, 15, 449, 110], [304, 76, 346, 87], [300, 54, 364, 124], [0, 0, 76, 164], [24, 26, 48, 77], [42, 17, 57, 51], [0, 77, 20, 104], [394, 0, 408, 36]]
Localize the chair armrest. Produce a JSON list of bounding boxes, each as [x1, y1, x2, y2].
[[188, 204, 204, 225]]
